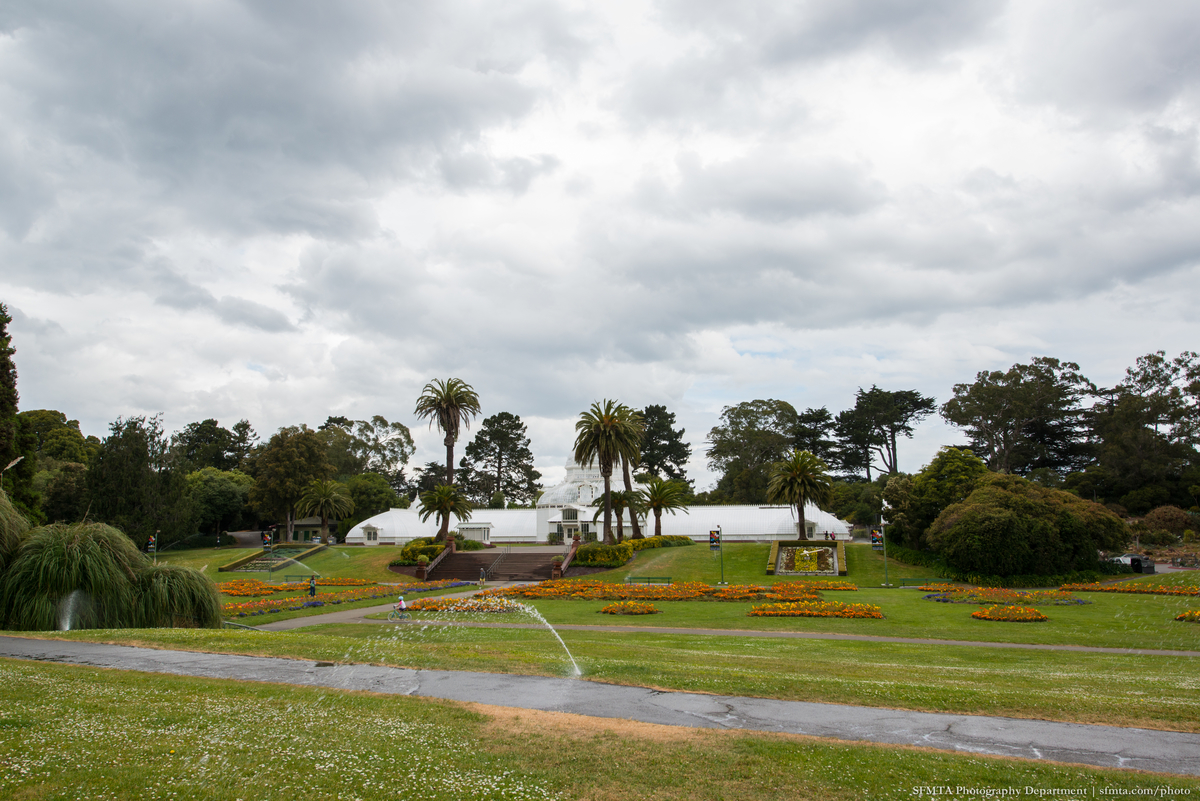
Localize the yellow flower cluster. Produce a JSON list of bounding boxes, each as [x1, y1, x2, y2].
[[1175, 609, 1200, 623]]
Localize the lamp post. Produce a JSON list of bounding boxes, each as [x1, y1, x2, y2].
[[880, 505, 893, 588]]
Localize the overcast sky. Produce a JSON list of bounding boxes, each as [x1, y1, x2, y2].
[[3, 1, 1199, 490]]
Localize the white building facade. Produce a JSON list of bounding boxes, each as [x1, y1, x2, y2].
[[344, 458, 850, 546]]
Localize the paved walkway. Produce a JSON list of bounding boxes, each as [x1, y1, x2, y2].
[[1, 635, 1196, 776]]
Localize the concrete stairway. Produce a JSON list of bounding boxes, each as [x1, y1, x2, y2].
[[428, 551, 556, 582]]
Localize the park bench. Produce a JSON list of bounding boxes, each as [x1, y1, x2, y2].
[[284, 574, 319, 583], [898, 578, 928, 588], [625, 576, 672, 585]]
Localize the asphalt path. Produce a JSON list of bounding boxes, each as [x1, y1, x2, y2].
[[2, 635, 1197, 777]]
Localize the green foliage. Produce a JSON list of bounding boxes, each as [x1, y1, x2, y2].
[[131, 563, 222, 628], [318, 415, 414, 480], [639, 404, 691, 481], [705, 399, 797, 503], [414, 378, 481, 485], [639, 476, 691, 536], [1141, 505, 1193, 536], [926, 473, 1127, 577], [941, 357, 1093, 475], [297, 479, 354, 542], [0, 488, 30, 575], [884, 447, 988, 548], [247, 425, 333, 532], [87, 415, 196, 547], [417, 484, 472, 539], [827, 480, 883, 526], [172, 419, 243, 471], [574, 399, 643, 544], [572, 535, 692, 567], [766, 449, 832, 536], [337, 472, 405, 538], [187, 467, 253, 535], [41, 462, 89, 523], [459, 411, 541, 506]]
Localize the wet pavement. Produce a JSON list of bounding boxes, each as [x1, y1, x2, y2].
[[2, 635, 1197, 776]]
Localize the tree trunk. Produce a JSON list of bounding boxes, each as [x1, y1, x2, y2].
[[445, 433, 455, 484], [602, 472, 613, 545], [622, 456, 643, 539], [654, 508, 662, 537], [797, 502, 808, 540], [320, 514, 330, 544], [439, 511, 450, 540], [615, 507, 624, 543], [285, 508, 295, 542]]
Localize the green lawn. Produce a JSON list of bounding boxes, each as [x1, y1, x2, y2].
[[24, 622, 1200, 733], [156, 545, 408, 583], [5, 659, 1191, 801]]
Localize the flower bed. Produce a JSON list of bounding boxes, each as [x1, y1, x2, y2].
[[222, 579, 472, 616], [971, 605, 1048, 622], [923, 586, 1089, 606], [217, 577, 375, 597], [484, 579, 857, 603], [407, 597, 518, 614], [601, 601, 660, 615], [1175, 610, 1200, 623], [747, 601, 883, 619], [1061, 582, 1200, 597]]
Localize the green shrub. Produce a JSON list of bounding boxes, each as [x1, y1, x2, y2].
[[132, 563, 222, 628], [573, 541, 635, 567], [548, 530, 564, 545], [630, 535, 693, 551]]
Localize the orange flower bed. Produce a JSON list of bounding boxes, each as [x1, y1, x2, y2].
[[918, 583, 965, 592], [747, 601, 883, 619], [601, 601, 660, 615], [971, 605, 1047, 622], [223, 579, 471, 616], [484, 579, 858, 603], [1175, 610, 1200, 623], [1061, 582, 1199, 597], [217, 577, 375, 596]]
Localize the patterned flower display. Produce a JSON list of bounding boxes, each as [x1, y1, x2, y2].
[[971, 605, 1048, 622], [747, 601, 883, 619], [923, 587, 1089, 606], [601, 601, 661, 615]]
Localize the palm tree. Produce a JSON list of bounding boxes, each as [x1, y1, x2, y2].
[[418, 484, 472, 540], [616, 404, 646, 539], [297, 479, 355, 544], [639, 477, 690, 537], [766, 449, 833, 540], [413, 378, 481, 485], [592, 490, 640, 543], [573, 400, 642, 545]]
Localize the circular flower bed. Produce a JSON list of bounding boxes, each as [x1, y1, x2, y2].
[[923, 587, 1088, 606], [601, 601, 661, 615], [1175, 610, 1200, 623], [971, 605, 1048, 622], [748, 601, 883, 619]]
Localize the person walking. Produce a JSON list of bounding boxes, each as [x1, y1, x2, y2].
[[308, 575, 317, 597]]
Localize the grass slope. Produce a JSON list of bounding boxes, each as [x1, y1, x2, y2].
[[2, 658, 1195, 800]]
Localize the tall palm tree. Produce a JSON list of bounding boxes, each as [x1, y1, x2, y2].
[[413, 378, 481, 485], [616, 404, 646, 539], [639, 477, 690, 537], [418, 484, 472, 540], [766, 449, 833, 540], [297, 479, 355, 544], [591, 490, 640, 543], [574, 400, 642, 545]]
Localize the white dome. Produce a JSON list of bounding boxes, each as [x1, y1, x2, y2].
[[538, 457, 643, 507]]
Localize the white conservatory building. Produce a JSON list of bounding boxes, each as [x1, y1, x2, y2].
[[344, 458, 850, 546]]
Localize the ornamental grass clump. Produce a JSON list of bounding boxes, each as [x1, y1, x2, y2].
[[1175, 610, 1200, 623], [0, 519, 221, 631], [0, 488, 29, 576], [748, 601, 883, 619], [601, 601, 660, 615], [971, 605, 1048, 622]]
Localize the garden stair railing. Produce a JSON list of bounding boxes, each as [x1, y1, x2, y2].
[[559, 538, 581, 573], [484, 545, 512, 581], [424, 543, 452, 576]]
